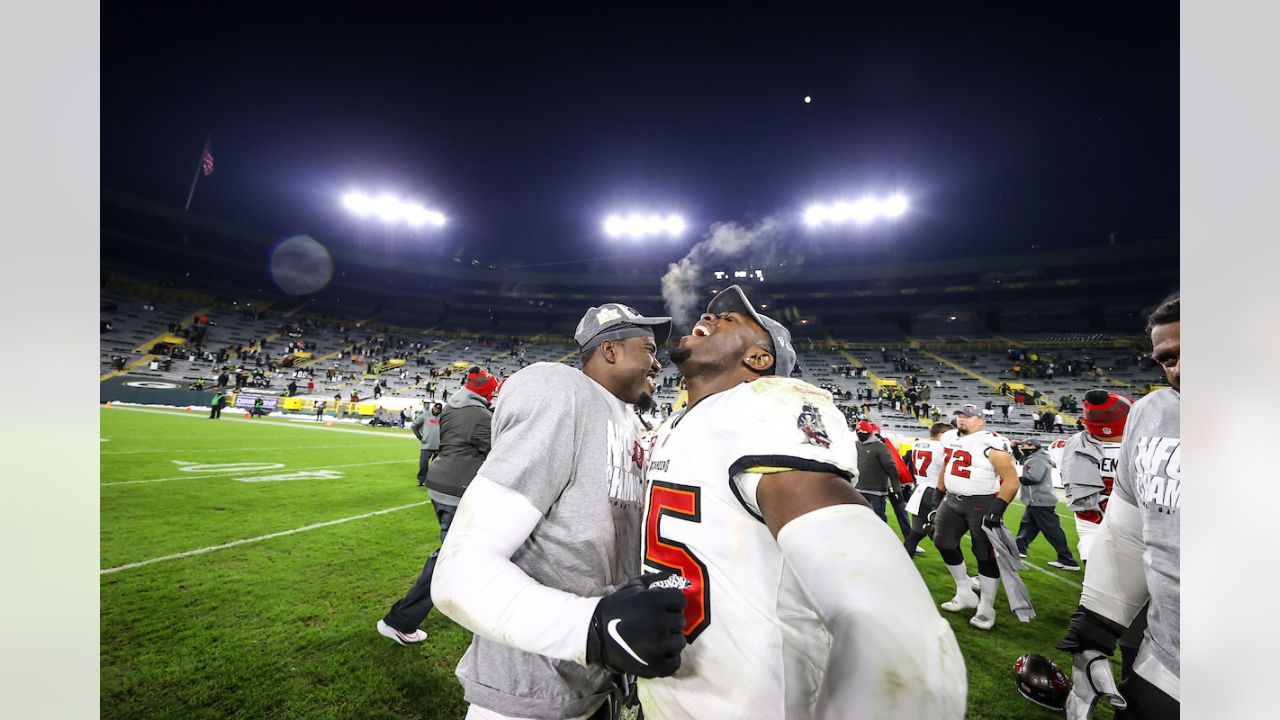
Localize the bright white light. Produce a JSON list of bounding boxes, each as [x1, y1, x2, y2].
[[343, 192, 373, 217], [735, 270, 748, 278], [603, 211, 687, 239], [373, 194, 402, 222], [850, 197, 879, 224], [804, 96, 812, 104], [402, 203, 429, 227], [883, 193, 909, 219], [804, 193, 911, 228]]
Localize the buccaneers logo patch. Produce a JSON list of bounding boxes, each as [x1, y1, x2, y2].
[[797, 402, 831, 448]]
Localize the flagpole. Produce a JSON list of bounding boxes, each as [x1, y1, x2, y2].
[[184, 134, 210, 211]]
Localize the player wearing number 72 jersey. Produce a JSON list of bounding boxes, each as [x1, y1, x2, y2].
[[638, 285, 966, 719]]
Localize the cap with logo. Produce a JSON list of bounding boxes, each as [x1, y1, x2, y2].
[[464, 369, 499, 401], [575, 303, 672, 352], [1082, 389, 1132, 438], [953, 403, 982, 417], [705, 284, 797, 378]]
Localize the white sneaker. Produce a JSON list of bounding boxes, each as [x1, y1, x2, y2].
[[941, 591, 980, 613], [377, 619, 427, 646], [1018, 551, 1028, 559], [915, 547, 926, 555], [969, 611, 995, 630], [1048, 561, 1081, 572]]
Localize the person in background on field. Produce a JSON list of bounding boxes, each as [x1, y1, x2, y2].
[[1013, 438, 1078, 570], [378, 369, 497, 646], [413, 402, 444, 488], [209, 390, 226, 420]]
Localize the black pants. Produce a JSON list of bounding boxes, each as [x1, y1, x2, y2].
[[1115, 667, 1179, 720], [903, 487, 939, 555], [933, 492, 997, 562], [209, 405, 222, 419], [383, 500, 457, 633], [864, 493, 887, 522], [416, 450, 435, 484], [1015, 506, 1077, 565], [887, 490, 912, 535]]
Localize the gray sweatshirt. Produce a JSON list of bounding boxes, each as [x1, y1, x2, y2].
[[1115, 388, 1180, 678], [1017, 449, 1058, 507]]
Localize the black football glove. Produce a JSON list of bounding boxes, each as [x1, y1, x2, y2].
[[982, 498, 1009, 529], [585, 572, 688, 678]]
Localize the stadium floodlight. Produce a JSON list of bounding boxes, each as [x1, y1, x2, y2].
[[343, 190, 446, 229], [804, 193, 910, 228], [883, 193, 909, 219], [343, 192, 374, 217], [603, 212, 687, 239]]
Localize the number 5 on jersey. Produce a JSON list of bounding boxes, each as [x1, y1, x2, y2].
[[643, 481, 710, 642]]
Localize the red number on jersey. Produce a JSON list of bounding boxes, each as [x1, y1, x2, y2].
[[913, 450, 933, 477], [644, 481, 711, 642], [949, 450, 973, 479]]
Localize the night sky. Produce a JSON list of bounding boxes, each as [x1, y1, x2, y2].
[[101, 4, 1178, 273]]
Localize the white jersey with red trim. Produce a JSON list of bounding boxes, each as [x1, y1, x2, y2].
[[939, 428, 1012, 495], [1075, 441, 1123, 560], [638, 377, 859, 720], [910, 439, 945, 489]]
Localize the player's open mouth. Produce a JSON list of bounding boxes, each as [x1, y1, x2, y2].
[[691, 322, 712, 337]]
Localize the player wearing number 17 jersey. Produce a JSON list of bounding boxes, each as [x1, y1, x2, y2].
[[903, 422, 953, 556], [638, 285, 965, 720]]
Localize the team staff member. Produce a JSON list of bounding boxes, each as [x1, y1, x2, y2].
[[903, 422, 951, 556], [412, 402, 443, 487], [433, 304, 687, 720], [1013, 438, 1078, 570], [1058, 294, 1180, 719], [638, 285, 965, 719], [934, 404, 1021, 630], [853, 419, 900, 522], [378, 371, 496, 646]]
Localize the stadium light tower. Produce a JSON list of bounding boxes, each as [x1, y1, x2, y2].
[[342, 191, 447, 228], [603, 212, 687, 239], [804, 192, 909, 228]]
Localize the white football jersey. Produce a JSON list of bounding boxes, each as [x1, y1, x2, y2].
[[1075, 441, 1122, 560], [638, 377, 859, 720], [910, 439, 944, 489], [938, 428, 1012, 495]]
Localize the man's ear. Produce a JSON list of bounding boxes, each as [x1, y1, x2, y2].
[[599, 340, 618, 364], [743, 346, 774, 373]]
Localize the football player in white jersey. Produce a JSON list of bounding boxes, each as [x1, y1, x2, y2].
[[903, 421, 952, 556], [934, 404, 1021, 630], [638, 285, 966, 720], [1061, 390, 1132, 562]]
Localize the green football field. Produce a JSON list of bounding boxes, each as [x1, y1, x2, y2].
[[101, 406, 1117, 719]]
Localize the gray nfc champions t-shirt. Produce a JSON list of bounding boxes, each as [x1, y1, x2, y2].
[[1114, 387, 1180, 678], [454, 362, 646, 720]]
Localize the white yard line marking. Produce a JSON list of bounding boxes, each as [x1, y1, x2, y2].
[[105, 405, 414, 438], [101, 443, 404, 456], [101, 501, 430, 575], [103, 459, 415, 486]]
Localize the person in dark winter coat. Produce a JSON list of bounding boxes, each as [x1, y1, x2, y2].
[[853, 419, 900, 522], [379, 369, 497, 645]]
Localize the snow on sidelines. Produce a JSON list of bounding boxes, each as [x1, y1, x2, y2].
[[103, 403, 418, 438], [101, 500, 431, 575]]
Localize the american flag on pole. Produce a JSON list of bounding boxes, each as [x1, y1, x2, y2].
[[200, 140, 214, 176]]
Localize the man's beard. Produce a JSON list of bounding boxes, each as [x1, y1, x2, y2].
[[669, 346, 693, 365], [634, 391, 655, 412]]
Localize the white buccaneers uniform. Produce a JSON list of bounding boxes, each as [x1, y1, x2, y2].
[[906, 438, 944, 515], [1075, 442, 1122, 560], [938, 429, 1012, 495], [638, 377, 859, 720]]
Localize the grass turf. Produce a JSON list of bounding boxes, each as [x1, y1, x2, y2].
[[102, 406, 1117, 719]]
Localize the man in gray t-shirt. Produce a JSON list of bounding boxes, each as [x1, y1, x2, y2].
[[1058, 293, 1179, 719], [433, 304, 688, 720]]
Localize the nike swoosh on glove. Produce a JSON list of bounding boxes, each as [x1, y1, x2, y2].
[[585, 572, 688, 678], [1065, 650, 1127, 720]]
